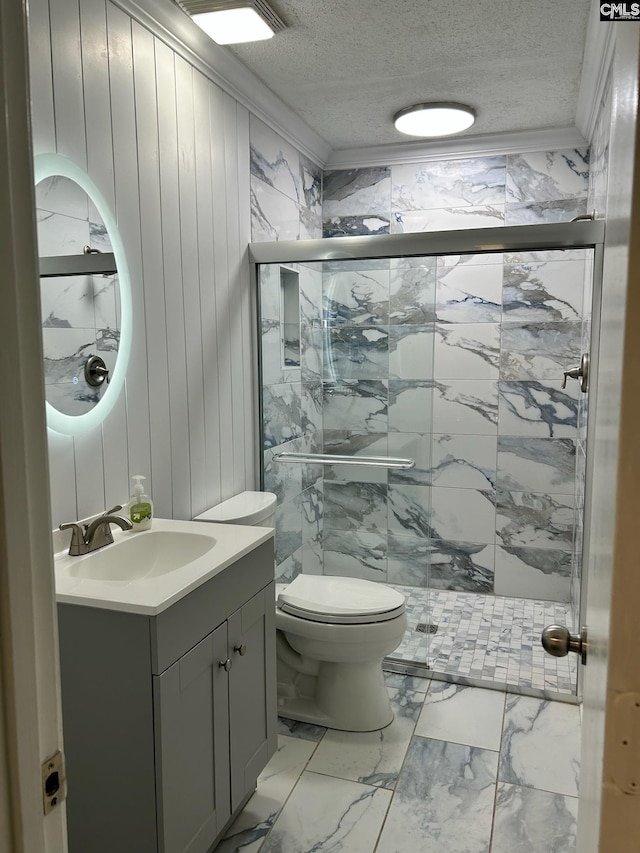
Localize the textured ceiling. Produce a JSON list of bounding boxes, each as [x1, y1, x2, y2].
[[229, 0, 592, 152]]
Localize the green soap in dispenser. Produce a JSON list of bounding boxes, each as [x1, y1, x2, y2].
[[129, 474, 153, 530]]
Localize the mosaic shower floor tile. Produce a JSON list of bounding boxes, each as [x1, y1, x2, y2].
[[388, 586, 577, 695]]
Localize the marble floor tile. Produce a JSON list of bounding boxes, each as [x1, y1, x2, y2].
[[376, 736, 498, 853], [384, 671, 431, 693], [217, 735, 317, 853], [260, 771, 391, 853], [416, 682, 505, 751], [277, 717, 327, 742], [306, 687, 424, 789], [499, 695, 581, 796], [491, 782, 578, 853]]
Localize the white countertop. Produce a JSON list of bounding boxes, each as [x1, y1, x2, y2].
[[54, 518, 274, 616]]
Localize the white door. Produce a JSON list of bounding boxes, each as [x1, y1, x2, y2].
[[0, 0, 67, 849], [573, 25, 640, 853]]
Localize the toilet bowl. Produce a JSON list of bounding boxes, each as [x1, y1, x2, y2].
[[275, 575, 406, 732], [193, 491, 406, 732]]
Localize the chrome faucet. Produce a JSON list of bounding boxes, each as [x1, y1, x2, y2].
[[59, 505, 133, 556]]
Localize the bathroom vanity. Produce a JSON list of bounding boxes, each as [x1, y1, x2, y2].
[[54, 520, 276, 853]]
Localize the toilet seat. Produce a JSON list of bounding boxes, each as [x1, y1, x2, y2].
[[277, 575, 405, 625]]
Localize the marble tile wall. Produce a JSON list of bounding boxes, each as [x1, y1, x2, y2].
[[316, 150, 591, 606], [252, 120, 325, 578], [320, 248, 589, 604], [37, 176, 119, 416], [257, 145, 592, 602], [323, 149, 589, 238], [250, 117, 322, 242], [261, 261, 324, 579]]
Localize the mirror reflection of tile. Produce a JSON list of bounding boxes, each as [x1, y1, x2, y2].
[[37, 175, 120, 416]]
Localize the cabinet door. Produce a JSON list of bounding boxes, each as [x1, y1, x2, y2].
[[227, 582, 277, 811], [154, 622, 231, 853]]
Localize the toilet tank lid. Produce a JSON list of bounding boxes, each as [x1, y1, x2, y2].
[[193, 491, 276, 525], [278, 575, 405, 617]]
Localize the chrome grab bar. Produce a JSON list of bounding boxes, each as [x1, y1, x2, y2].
[[272, 451, 415, 470]]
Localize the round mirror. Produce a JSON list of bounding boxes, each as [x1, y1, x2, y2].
[[35, 154, 132, 435]]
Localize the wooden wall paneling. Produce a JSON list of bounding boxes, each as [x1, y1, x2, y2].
[[49, 0, 87, 168], [235, 104, 256, 489], [222, 93, 247, 493], [209, 83, 234, 498], [155, 39, 191, 518], [82, 0, 129, 511], [47, 431, 78, 527], [193, 69, 221, 513], [175, 56, 207, 516], [131, 23, 172, 518], [72, 428, 107, 518], [106, 3, 152, 500], [27, 0, 56, 154], [50, 0, 106, 517]]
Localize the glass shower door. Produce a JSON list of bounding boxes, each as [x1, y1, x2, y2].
[[255, 219, 603, 696], [258, 254, 435, 669]]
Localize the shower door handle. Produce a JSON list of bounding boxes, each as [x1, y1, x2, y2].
[[541, 624, 588, 665], [562, 353, 589, 393]]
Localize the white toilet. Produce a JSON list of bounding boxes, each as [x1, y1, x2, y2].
[[276, 575, 406, 732], [193, 490, 407, 732], [193, 490, 277, 528]]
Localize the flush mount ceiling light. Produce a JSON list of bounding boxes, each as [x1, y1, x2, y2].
[[179, 0, 285, 44], [393, 102, 477, 138]]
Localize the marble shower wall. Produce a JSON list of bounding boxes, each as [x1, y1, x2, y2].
[[320, 150, 592, 605], [37, 175, 119, 416], [251, 117, 323, 242], [251, 119, 325, 579], [323, 149, 590, 238], [320, 249, 589, 604]]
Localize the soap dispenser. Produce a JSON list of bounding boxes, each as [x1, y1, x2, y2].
[[129, 474, 153, 530]]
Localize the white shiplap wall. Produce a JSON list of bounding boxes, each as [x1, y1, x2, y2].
[[30, 0, 257, 525]]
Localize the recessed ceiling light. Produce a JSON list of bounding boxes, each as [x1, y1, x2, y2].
[[179, 0, 285, 45], [393, 103, 477, 138]]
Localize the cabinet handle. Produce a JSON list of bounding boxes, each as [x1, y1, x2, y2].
[[219, 659, 232, 672], [234, 643, 247, 656]]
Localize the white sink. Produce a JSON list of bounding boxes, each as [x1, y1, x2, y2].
[[53, 517, 274, 615], [67, 530, 217, 581]]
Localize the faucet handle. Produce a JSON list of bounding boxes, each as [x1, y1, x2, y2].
[[562, 366, 581, 389], [59, 521, 88, 556], [105, 504, 123, 515]]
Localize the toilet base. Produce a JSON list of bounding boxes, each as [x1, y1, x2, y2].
[[277, 659, 394, 732]]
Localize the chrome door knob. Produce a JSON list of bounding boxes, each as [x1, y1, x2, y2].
[[219, 658, 232, 672], [541, 625, 587, 664], [234, 643, 247, 656]]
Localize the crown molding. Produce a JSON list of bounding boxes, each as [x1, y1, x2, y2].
[[110, 0, 332, 166], [575, 0, 616, 142], [325, 126, 588, 171]]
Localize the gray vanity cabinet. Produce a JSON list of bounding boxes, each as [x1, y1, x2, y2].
[[154, 622, 230, 853], [154, 586, 275, 853], [58, 540, 276, 853]]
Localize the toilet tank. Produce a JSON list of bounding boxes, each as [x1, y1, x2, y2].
[[193, 491, 277, 528]]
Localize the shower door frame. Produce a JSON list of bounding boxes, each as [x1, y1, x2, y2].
[[250, 219, 605, 699]]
